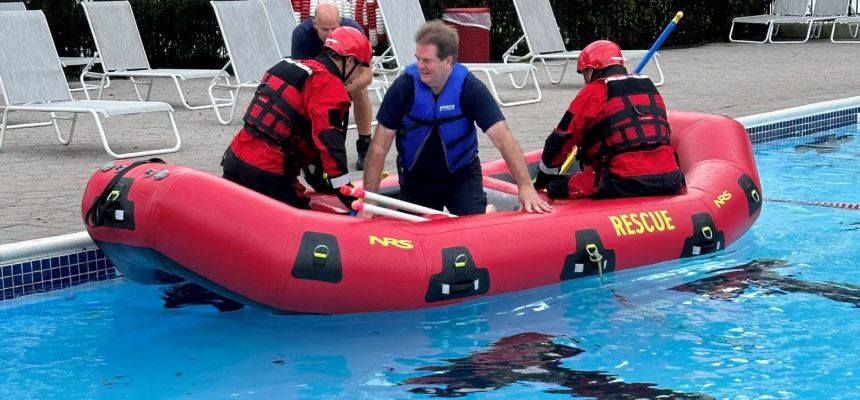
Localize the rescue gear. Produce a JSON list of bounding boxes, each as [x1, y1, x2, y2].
[[577, 40, 624, 73], [398, 63, 477, 174], [324, 26, 372, 66]]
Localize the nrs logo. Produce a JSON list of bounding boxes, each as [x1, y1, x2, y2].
[[713, 190, 732, 208], [369, 235, 414, 249]]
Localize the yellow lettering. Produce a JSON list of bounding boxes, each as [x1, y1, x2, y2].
[[369, 235, 413, 249], [651, 211, 665, 231], [609, 210, 676, 236], [620, 215, 635, 235], [609, 216, 626, 236], [639, 212, 655, 232], [629, 213, 645, 234], [714, 190, 732, 208], [660, 210, 675, 230]]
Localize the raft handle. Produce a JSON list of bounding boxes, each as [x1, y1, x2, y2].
[[701, 226, 713, 240], [442, 280, 480, 295], [585, 243, 606, 278], [750, 189, 761, 203], [312, 245, 329, 268]]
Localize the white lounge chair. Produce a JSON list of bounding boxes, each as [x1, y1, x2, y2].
[[259, 0, 300, 59], [504, 0, 662, 86], [767, 0, 850, 43], [81, 1, 232, 110], [0, 10, 180, 159], [729, 0, 811, 43], [831, 15, 860, 42], [0, 2, 105, 95], [376, 0, 541, 107], [209, 0, 283, 125]]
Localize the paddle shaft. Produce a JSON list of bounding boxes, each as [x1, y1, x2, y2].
[[342, 186, 456, 217], [634, 11, 683, 74], [351, 201, 430, 222]]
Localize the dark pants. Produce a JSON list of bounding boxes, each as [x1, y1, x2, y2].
[[398, 156, 487, 216], [221, 149, 310, 209]]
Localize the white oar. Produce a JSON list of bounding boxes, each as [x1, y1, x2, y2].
[[350, 201, 429, 222], [341, 186, 457, 217]]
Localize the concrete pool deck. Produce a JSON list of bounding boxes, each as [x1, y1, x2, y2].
[[2, 40, 859, 245]]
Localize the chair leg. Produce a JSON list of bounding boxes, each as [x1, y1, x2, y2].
[[475, 68, 541, 107], [90, 109, 181, 159], [210, 84, 242, 125], [509, 59, 536, 90], [0, 108, 10, 152], [540, 58, 570, 85], [172, 73, 234, 110], [52, 112, 77, 145]]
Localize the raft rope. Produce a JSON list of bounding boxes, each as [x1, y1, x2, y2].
[[767, 198, 860, 211]]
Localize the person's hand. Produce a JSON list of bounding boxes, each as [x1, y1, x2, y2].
[[518, 185, 553, 213], [533, 170, 555, 190]]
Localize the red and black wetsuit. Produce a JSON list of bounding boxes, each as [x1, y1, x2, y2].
[[222, 58, 352, 208], [540, 66, 685, 199]]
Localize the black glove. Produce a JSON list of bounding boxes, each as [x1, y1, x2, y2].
[[547, 176, 570, 199], [303, 164, 331, 193], [336, 182, 358, 209], [533, 170, 556, 190]]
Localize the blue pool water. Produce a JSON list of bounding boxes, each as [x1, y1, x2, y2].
[[2, 126, 859, 399]]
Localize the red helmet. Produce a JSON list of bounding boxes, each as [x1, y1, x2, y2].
[[324, 26, 372, 67], [576, 40, 624, 73]]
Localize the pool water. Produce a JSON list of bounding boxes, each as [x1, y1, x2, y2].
[[2, 126, 859, 399]]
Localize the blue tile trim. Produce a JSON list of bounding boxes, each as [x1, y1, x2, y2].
[[745, 107, 860, 144], [0, 248, 116, 301]]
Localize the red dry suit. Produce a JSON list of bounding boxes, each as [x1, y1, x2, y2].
[[540, 68, 685, 199], [223, 58, 352, 206]]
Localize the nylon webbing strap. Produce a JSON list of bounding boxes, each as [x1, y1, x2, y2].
[[85, 158, 164, 227]]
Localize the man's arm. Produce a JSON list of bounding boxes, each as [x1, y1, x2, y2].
[[486, 121, 553, 213], [361, 123, 396, 194]]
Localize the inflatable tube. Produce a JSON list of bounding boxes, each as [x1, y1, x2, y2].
[[81, 110, 762, 314]]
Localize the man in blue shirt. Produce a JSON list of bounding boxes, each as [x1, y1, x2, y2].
[[292, 3, 375, 171], [361, 21, 551, 216]]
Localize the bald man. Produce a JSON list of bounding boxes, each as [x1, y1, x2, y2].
[[292, 3, 375, 170]]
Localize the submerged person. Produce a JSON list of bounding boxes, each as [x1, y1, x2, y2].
[[361, 21, 551, 215], [292, 2, 375, 170], [222, 27, 372, 209], [534, 40, 685, 199]]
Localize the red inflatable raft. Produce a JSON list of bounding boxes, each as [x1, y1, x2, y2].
[[81, 110, 762, 314]]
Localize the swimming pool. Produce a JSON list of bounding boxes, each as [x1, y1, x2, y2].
[[1, 107, 859, 399]]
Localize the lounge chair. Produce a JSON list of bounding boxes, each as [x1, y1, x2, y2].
[[0, 2, 104, 95], [81, 1, 231, 110], [729, 0, 811, 43], [831, 14, 860, 43], [766, 0, 850, 43], [376, 0, 541, 107], [504, 0, 662, 86], [259, 0, 300, 59], [209, 0, 283, 125], [0, 10, 180, 159]]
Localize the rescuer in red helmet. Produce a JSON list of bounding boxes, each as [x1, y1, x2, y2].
[[222, 26, 372, 209], [534, 40, 685, 199]]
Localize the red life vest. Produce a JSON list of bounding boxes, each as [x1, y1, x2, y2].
[[240, 59, 321, 172], [579, 75, 683, 197]]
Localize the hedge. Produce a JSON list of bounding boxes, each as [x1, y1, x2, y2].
[[18, 0, 771, 69]]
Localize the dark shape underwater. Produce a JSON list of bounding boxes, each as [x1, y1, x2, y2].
[[670, 258, 860, 307], [403, 332, 713, 399], [161, 282, 245, 312], [794, 133, 854, 154]]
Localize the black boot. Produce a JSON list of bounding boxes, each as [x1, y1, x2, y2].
[[355, 135, 371, 171]]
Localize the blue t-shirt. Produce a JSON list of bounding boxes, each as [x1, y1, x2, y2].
[[377, 68, 505, 180], [291, 18, 365, 60]]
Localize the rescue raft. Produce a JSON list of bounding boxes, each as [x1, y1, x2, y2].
[[81, 110, 762, 314]]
